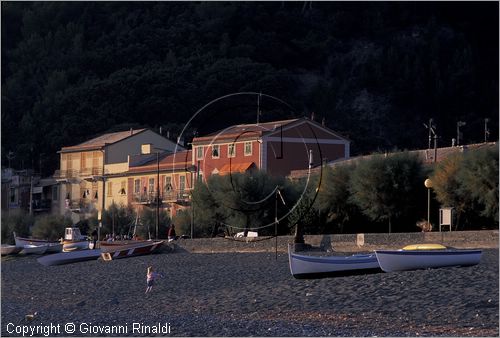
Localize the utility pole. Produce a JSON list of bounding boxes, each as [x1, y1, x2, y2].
[[257, 92, 262, 125], [456, 121, 466, 146], [423, 119, 438, 162], [484, 118, 490, 142]]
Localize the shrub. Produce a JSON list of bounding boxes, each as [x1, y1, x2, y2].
[[1, 212, 34, 244], [31, 214, 72, 241]]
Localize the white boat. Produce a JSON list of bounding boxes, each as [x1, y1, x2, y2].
[[46, 242, 64, 253], [62, 227, 89, 252], [374, 244, 483, 272], [20, 244, 48, 255], [14, 232, 60, 248], [1, 244, 22, 256], [37, 249, 102, 266], [100, 240, 165, 261], [288, 245, 381, 278]]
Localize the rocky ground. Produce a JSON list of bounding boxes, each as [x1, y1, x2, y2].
[[1, 249, 498, 336]]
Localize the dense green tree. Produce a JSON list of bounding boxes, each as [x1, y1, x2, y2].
[[137, 207, 170, 239], [458, 145, 499, 225], [0, 212, 34, 244], [31, 214, 72, 241], [100, 202, 137, 238], [349, 152, 425, 232], [431, 153, 472, 229], [315, 165, 359, 233]]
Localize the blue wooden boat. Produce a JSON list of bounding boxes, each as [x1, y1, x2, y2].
[[288, 245, 381, 278], [375, 244, 482, 272]]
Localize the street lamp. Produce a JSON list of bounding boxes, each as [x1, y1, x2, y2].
[[424, 178, 433, 231]]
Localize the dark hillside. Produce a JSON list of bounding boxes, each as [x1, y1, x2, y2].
[[2, 2, 498, 176]]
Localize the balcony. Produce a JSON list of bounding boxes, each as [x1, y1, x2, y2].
[[80, 167, 103, 178], [66, 198, 97, 213], [132, 189, 191, 205], [54, 169, 80, 180]]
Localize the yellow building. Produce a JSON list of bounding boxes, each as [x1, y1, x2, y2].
[[54, 129, 181, 221]]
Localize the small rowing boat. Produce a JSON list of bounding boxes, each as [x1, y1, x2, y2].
[[37, 249, 102, 266], [375, 244, 482, 272], [20, 244, 48, 255], [100, 240, 165, 261], [288, 245, 381, 278], [14, 232, 60, 248]]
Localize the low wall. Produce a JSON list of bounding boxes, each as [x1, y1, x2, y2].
[[174, 230, 499, 253]]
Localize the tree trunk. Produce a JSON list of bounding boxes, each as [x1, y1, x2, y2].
[[244, 214, 249, 237], [294, 222, 304, 244]]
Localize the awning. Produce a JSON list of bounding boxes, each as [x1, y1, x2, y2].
[[218, 162, 256, 175]]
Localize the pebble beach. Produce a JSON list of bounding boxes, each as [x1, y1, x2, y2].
[[1, 248, 498, 337]]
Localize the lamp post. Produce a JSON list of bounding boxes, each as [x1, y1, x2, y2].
[[424, 178, 433, 230], [153, 146, 177, 240], [156, 151, 160, 240]]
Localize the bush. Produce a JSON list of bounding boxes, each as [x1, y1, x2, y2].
[[101, 203, 137, 237], [31, 215, 72, 241], [137, 208, 170, 239], [172, 210, 192, 237], [458, 145, 499, 225], [349, 152, 425, 233], [1, 212, 34, 244]]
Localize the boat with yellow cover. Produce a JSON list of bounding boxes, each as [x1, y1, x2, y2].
[[402, 243, 447, 251], [375, 244, 482, 272]]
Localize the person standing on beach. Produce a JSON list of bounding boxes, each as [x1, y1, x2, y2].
[[145, 266, 164, 293], [91, 228, 98, 249], [168, 224, 177, 242]]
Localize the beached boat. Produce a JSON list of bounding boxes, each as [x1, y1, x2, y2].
[[46, 242, 64, 253], [288, 245, 381, 278], [375, 244, 483, 272], [1, 244, 22, 256], [37, 249, 102, 266], [20, 244, 48, 255], [100, 240, 165, 261], [62, 227, 89, 252], [14, 232, 60, 248]]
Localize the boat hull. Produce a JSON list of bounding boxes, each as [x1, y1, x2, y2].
[[375, 249, 483, 272], [37, 249, 102, 266], [101, 241, 164, 261], [288, 247, 381, 279], [62, 241, 89, 252], [46, 243, 63, 253], [1, 244, 22, 256], [20, 244, 48, 255], [14, 236, 60, 247]]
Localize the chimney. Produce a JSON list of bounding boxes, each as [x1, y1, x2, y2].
[[141, 144, 152, 155]]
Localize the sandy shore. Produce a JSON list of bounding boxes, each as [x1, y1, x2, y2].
[[1, 249, 498, 337]]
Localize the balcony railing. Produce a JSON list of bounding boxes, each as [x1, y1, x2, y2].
[[132, 189, 191, 204], [65, 198, 97, 213], [54, 168, 103, 179], [80, 167, 103, 177]]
